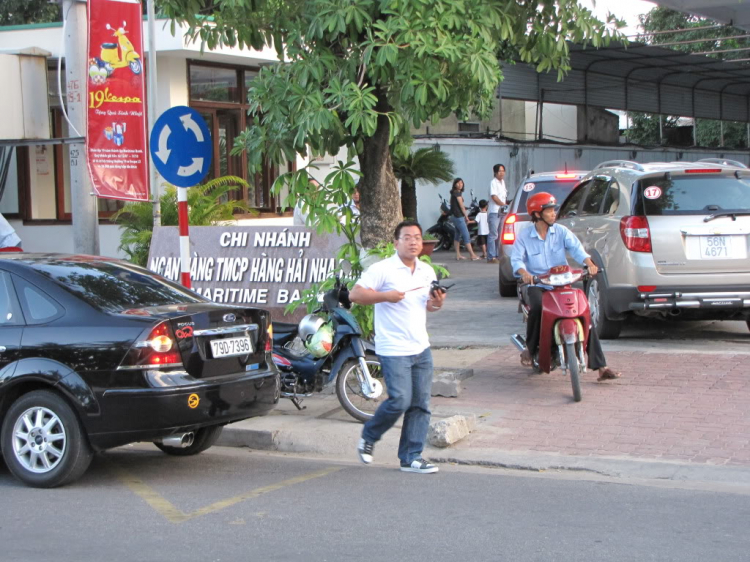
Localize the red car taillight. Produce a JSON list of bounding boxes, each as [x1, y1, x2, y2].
[[265, 323, 273, 352], [501, 214, 517, 244], [120, 321, 184, 370], [620, 216, 652, 253]]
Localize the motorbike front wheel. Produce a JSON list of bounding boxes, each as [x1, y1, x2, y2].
[[129, 59, 142, 74], [336, 357, 385, 422], [564, 342, 582, 402]]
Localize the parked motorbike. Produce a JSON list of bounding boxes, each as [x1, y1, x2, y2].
[[271, 278, 385, 422], [510, 265, 593, 402], [425, 193, 455, 251], [91, 21, 142, 78]]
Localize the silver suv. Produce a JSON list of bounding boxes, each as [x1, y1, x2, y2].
[[557, 159, 750, 339]]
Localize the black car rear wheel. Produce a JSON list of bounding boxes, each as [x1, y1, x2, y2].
[[1, 390, 93, 488], [154, 425, 224, 456]]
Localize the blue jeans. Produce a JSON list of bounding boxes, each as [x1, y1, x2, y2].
[[487, 212, 500, 259], [450, 216, 471, 244], [361, 348, 433, 464]]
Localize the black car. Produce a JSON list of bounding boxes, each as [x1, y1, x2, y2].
[[0, 254, 279, 488]]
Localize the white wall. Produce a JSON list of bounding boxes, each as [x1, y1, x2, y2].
[[413, 138, 750, 229], [8, 218, 123, 257]]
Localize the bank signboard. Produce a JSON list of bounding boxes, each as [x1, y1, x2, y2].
[[148, 226, 348, 320], [86, 0, 149, 201]]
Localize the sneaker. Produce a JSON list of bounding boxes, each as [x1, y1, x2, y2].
[[400, 458, 439, 474], [358, 438, 375, 464], [487, 258, 499, 264]]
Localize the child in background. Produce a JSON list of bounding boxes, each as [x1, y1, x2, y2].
[[475, 200, 489, 259]]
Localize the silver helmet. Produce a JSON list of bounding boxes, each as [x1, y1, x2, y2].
[[298, 314, 327, 342]]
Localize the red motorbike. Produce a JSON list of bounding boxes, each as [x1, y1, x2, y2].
[[511, 265, 592, 402]]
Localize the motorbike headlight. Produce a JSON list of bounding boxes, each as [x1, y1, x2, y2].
[[540, 270, 582, 286]]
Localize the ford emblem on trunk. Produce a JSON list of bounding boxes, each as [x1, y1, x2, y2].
[[223, 313, 236, 323]]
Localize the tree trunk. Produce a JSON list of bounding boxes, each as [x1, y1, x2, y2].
[[400, 178, 417, 221], [357, 90, 402, 248]]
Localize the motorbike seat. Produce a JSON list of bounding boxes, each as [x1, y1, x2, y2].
[[101, 43, 118, 49], [273, 321, 298, 334]]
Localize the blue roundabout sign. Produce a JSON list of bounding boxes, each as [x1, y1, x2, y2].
[[150, 106, 212, 187]]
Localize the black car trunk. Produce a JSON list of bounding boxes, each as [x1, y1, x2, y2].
[[123, 304, 268, 379]]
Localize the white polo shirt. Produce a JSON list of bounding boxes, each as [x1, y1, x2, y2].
[[355, 253, 436, 356]]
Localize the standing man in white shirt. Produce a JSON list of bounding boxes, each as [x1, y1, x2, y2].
[[350, 220, 447, 474], [487, 163, 507, 263]]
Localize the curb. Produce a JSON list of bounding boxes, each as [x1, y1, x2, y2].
[[216, 423, 750, 487]]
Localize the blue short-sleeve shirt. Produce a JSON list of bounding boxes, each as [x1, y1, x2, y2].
[[510, 223, 590, 281]]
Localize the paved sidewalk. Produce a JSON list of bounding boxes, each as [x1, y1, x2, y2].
[[218, 346, 750, 485], [434, 347, 750, 468], [218, 257, 750, 484]]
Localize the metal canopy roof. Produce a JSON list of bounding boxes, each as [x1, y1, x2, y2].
[[655, 0, 750, 32], [500, 41, 750, 122]]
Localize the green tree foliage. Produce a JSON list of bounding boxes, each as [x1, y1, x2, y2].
[[111, 176, 252, 267], [392, 146, 454, 220], [629, 7, 750, 148], [626, 113, 679, 146], [0, 0, 60, 25], [158, 0, 623, 246]]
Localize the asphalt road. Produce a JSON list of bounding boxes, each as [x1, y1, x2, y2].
[[427, 253, 750, 353], [1, 445, 748, 562]]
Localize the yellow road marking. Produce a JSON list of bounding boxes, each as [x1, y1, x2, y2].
[[111, 465, 342, 524]]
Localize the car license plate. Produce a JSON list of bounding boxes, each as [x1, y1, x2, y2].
[[698, 235, 746, 259], [210, 337, 252, 358]]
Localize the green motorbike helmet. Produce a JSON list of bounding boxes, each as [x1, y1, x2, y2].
[[304, 322, 334, 358]]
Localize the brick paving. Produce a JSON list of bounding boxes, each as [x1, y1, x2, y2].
[[432, 346, 750, 467]]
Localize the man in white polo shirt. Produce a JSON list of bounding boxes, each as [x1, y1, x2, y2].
[[349, 220, 447, 474]]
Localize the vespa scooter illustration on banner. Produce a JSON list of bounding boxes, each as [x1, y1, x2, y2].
[[88, 20, 142, 84]]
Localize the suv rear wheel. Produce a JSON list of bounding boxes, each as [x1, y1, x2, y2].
[[499, 275, 517, 297], [586, 278, 624, 340]]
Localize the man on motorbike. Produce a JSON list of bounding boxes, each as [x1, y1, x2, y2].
[[511, 192, 621, 381]]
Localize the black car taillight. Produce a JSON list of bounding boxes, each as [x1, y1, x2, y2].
[[265, 323, 273, 352], [119, 321, 184, 370]]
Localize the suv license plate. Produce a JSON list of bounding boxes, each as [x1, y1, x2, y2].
[[698, 236, 746, 259], [210, 337, 252, 358]]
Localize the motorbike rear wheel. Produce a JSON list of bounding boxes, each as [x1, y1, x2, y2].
[[336, 357, 385, 423], [564, 342, 582, 402]]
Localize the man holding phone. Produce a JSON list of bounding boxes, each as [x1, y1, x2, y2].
[[349, 220, 447, 474]]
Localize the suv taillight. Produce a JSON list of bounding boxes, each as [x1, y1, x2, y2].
[[119, 321, 183, 370], [265, 323, 273, 352], [501, 214, 517, 244], [620, 216, 652, 253]]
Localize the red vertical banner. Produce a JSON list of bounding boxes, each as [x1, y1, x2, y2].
[[86, 0, 149, 201]]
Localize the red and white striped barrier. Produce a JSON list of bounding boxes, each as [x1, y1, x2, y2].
[[177, 186, 191, 288]]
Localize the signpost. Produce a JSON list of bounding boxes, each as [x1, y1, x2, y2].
[[149, 106, 212, 288]]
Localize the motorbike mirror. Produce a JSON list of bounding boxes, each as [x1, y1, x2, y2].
[[106, 23, 112, 29], [123, 21, 127, 27]]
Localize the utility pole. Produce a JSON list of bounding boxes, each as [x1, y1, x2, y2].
[[147, 0, 161, 227], [63, 0, 100, 255]]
